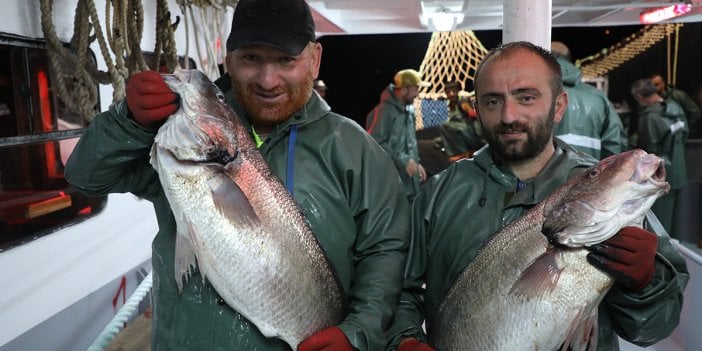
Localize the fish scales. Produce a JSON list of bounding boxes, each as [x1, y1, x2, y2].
[[430, 149, 670, 351], [150, 69, 344, 349]]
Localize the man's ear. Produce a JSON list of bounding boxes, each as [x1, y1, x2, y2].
[[553, 90, 568, 124]]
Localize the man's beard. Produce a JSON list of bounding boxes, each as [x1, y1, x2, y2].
[[484, 103, 556, 162], [233, 74, 314, 131]]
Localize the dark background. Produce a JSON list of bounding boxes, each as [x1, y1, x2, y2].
[[316, 23, 702, 128]]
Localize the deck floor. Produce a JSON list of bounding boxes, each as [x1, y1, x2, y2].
[[105, 310, 151, 351]]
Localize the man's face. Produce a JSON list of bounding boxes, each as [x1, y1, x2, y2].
[[475, 49, 567, 162], [650, 75, 666, 95], [401, 85, 420, 105], [445, 87, 459, 102], [227, 43, 321, 132]]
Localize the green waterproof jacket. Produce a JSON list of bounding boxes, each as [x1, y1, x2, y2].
[[637, 100, 688, 190], [385, 139, 689, 351], [553, 57, 627, 159], [366, 84, 421, 199], [65, 78, 410, 351], [439, 106, 483, 157], [662, 85, 701, 138]]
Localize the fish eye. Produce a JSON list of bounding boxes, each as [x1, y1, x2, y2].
[[589, 169, 600, 178], [216, 92, 225, 101], [206, 148, 238, 165]]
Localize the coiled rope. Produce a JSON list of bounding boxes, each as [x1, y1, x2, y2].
[[87, 271, 153, 351]]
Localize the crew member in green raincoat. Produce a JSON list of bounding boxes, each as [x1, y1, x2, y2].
[[550, 41, 627, 160], [366, 69, 429, 202], [438, 79, 484, 162], [631, 78, 688, 238], [387, 42, 688, 351], [65, 1, 410, 350], [650, 73, 701, 139]]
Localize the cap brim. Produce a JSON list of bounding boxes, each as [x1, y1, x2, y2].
[[227, 28, 310, 55]]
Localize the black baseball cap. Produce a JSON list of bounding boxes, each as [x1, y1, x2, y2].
[[226, 0, 316, 55]]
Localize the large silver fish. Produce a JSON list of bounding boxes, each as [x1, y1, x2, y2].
[[430, 149, 670, 351], [149, 69, 345, 348]]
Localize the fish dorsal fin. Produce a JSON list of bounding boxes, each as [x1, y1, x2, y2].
[[508, 248, 563, 299]]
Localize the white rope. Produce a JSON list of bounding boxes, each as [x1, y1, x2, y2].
[[87, 271, 153, 351]]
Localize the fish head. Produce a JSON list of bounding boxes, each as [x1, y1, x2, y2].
[[543, 149, 669, 247], [153, 68, 240, 167]]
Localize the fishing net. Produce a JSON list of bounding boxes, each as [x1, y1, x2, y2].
[[414, 31, 488, 129], [578, 23, 684, 83]]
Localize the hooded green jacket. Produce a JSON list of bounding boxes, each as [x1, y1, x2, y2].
[[385, 139, 689, 351], [661, 84, 701, 138], [65, 77, 410, 351], [637, 100, 688, 189], [366, 84, 421, 199], [553, 57, 627, 159]]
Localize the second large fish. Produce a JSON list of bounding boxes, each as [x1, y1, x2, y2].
[[149, 69, 345, 348], [430, 149, 670, 351]]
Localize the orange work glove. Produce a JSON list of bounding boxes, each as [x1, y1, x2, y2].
[[126, 70, 179, 127], [587, 226, 658, 291], [398, 338, 436, 351], [298, 326, 354, 351]]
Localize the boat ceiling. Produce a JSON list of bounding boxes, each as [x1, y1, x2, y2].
[[308, 0, 702, 35]]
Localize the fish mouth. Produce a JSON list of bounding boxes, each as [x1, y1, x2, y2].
[[630, 152, 670, 194]]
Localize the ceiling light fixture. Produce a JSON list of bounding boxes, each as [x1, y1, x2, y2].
[[420, 1, 465, 32], [639, 3, 692, 24]]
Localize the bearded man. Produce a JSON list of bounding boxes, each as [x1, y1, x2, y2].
[[386, 41, 688, 351]]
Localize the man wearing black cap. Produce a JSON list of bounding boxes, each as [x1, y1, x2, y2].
[[64, 0, 410, 350]]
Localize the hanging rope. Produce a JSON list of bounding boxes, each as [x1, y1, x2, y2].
[[40, 0, 98, 121], [671, 24, 681, 87], [39, 0, 240, 117], [176, 0, 235, 79], [155, 0, 180, 72]]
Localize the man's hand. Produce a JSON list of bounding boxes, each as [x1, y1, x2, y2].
[[587, 226, 658, 291], [418, 164, 427, 183], [398, 338, 436, 351], [298, 326, 354, 351], [126, 70, 179, 127], [406, 159, 419, 178]]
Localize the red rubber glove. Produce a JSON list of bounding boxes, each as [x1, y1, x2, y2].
[[587, 226, 658, 291], [398, 338, 436, 351], [298, 326, 354, 351], [126, 70, 178, 127]]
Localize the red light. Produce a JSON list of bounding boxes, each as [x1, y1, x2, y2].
[[640, 4, 692, 24]]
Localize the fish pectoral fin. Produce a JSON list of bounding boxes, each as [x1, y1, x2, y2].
[[174, 217, 199, 292], [508, 249, 563, 299], [208, 175, 260, 226]]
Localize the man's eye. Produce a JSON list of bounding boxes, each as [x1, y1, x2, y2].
[[519, 95, 536, 104], [278, 57, 296, 65], [242, 54, 260, 62], [484, 99, 500, 107]]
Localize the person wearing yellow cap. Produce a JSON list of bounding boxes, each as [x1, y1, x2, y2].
[[366, 69, 430, 202]]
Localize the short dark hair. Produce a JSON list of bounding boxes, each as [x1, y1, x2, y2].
[[631, 78, 657, 98], [444, 79, 462, 91], [475, 41, 563, 100]]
